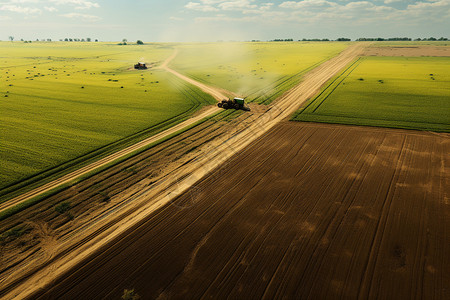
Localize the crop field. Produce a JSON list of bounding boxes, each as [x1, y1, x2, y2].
[[169, 42, 350, 104], [293, 56, 450, 132], [0, 42, 215, 191], [31, 121, 449, 299], [1, 42, 448, 299]]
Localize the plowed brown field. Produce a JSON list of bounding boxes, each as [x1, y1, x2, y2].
[[1, 44, 368, 299], [33, 122, 449, 299]]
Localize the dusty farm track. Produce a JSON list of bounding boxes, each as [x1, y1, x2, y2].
[[34, 122, 449, 299], [0, 44, 369, 298], [0, 50, 226, 214]]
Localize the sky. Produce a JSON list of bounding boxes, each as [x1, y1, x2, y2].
[[0, 0, 449, 42]]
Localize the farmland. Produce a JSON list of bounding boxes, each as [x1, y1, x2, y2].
[[293, 56, 450, 132], [30, 122, 450, 299], [170, 42, 350, 104], [0, 41, 448, 299], [0, 44, 367, 298], [0, 42, 215, 191]]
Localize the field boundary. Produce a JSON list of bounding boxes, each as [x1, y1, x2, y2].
[[0, 74, 216, 202], [0, 43, 367, 300], [293, 56, 450, 132], [0, 45, 233, 214], [0, 108, 226, 221]]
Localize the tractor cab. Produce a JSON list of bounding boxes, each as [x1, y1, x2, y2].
[[134, 62, 147, 70]]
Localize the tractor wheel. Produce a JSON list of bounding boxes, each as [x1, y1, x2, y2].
[[222, 103, 228, 109], [218, 103, 222, 108], [234, 103, 240, 109]]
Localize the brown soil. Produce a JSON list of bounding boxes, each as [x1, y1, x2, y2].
[[0, 43, 367, 298], [363, 46, 450, 57], [31, 122, 450, 299]]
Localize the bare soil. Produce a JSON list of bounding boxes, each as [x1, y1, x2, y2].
[[31, 122, 450, 299], [363, 46, 450, 57], [1, 43, 375, 298]]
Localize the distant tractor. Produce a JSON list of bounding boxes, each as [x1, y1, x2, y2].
[[218, 97, 250, 111], [134, 62, 147, 70]]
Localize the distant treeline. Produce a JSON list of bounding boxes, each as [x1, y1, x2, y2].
[[16, 38, 99, 42], [259, 37, 449, 42], [356, 37, 448, 41], [267, 38, 348, 42], [62, 38, 98, 42]]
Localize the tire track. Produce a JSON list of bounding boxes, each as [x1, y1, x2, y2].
[[0, 50, 225, 214], [2, 44, 367, 299]]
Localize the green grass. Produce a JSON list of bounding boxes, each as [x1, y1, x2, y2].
[[293, 56, 450, 132], [0, 107, 226, 220], [170, 42, 350, 104], [0, 42, 215, 191]]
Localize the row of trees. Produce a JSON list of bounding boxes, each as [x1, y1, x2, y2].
[[62, 38, 97, 42], [300, 38, 330, 41], [8, 37, 99, 42], [356, 37, 411, 41], [269, 38, 348, 42], [8, 37, 144, 44], [118, 39, 144, 45], [263, 37, 448, 42], [357, 37, 448, 41], [415, 37, 448, 41]]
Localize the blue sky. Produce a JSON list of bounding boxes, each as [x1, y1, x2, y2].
[[0, 0, 449, 41]]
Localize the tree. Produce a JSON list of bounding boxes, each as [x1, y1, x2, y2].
[[9, 36, 14, 42], [87, 37, 91, 42], [122, 38, 127, 43], [136, 40, 144, 45], [95, 39, 98, 42]]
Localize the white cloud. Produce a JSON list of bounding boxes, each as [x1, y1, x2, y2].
[[50, 0, 99, 10], [5, 0, 40, 3], [188, 0, 449, 30], [186, 0, 278, 15], [218, 0, 258, 10], [0, 4, 41, 14], [60, 12, 100, 21], [280, 0, 337, 9], [44, 6, 57, 11], [185, 2, 219, 11]]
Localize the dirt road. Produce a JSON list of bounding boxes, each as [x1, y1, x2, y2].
[[33, 122, 450, 299], [159, 49, 229, 100], [1, 44, 367, 299], [0, 51, 225, 215]]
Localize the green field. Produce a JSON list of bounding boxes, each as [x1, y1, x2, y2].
[[0, 42, 215, 191], [170, 42, 350, 104], [293, 56, 450, 132]]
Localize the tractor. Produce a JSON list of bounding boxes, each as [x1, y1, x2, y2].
[[217, 97, 250, 111], [134, 62, 147, 70]]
